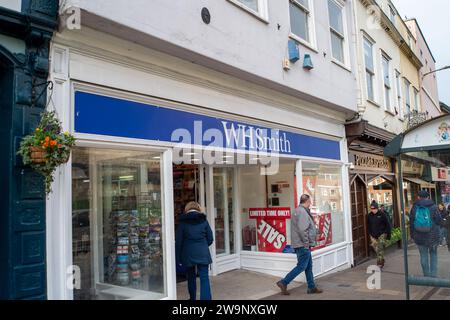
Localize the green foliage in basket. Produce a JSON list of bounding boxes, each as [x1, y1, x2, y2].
[[17, 111, 76, 194], [386, 228, 402, 247]]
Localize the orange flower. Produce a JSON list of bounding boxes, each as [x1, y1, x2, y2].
[[50, 140, 57, 147], [45, 136, 50, 142]]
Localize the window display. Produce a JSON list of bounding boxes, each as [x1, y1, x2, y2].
[[72, 147, 166, 300], [302, 162, 345, 248]]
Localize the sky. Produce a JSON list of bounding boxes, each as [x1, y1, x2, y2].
[[392, 0, 450, 106]]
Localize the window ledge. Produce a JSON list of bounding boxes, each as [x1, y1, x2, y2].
[[331, 59, 352, 73], [367, 99, 382, 108], [384, 109, 396, 117], [227, 0, 269, 24], [289, 34, 319, 54]]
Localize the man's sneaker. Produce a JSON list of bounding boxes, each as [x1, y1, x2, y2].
[[276, 281, 290, 295], [307, 287, 323, 294]]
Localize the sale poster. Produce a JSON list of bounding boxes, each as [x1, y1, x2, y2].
[[311, 212, 333, 251], [249, 208, 291, 253]]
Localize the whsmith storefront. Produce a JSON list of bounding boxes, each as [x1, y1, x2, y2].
[[46, 29, 353, 300]]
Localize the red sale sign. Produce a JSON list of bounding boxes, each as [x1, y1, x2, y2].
[[249, 208, 291, 253], [311, 213, 333, 251]]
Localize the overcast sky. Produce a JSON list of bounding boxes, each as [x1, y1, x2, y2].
[[392, 0, 450, 106]]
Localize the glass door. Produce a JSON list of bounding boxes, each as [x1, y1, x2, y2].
[[212, 167, 236, 257]]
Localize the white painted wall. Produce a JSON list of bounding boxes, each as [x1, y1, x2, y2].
[[0, 0, 21, 11], [354, 0, 406, 135], [61, 0, 358, 115]]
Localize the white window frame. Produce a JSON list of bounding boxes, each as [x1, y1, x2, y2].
[[395, 70, 403, 119], [381, 52, 392, 112], [363, 35, 376, 102], [403, 78, 411, 115], [413, 87, 420, 112], [288, 0, 317, 51], [227, 0, 269, 22], [327, 0, 350, 68], [388, 5, 396, 25]]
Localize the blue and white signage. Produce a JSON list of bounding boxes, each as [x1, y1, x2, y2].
[[74, 91, 341, 160]]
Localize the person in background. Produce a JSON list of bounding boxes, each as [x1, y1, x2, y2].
[[367, 201, 391, 269], [176, 201, 214, 300], [437, 203, 448, 246], [446, 204, 450, 252], [410, 190, 443, 278], [276, 194, 323, 295]]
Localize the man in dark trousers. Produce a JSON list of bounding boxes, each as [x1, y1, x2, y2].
[[276, 194, 323, 295], [410, 190, 443, 278], [367, 201, 391, 269]]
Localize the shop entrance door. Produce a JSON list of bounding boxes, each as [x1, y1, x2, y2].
[[350, 176, 369, 265], [205, 166, 240, 276]]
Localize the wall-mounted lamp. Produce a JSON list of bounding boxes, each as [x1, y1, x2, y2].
[[288, 40, 300, 63], [303, 53, 314, 70]]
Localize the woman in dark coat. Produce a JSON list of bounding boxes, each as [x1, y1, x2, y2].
[[176, 201, 214, 300]]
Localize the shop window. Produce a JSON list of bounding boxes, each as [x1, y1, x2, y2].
[[214, 167, 235, 256], [72, 147, 166, 300], [240, 161, 296, 253], [302, 162, 345, 248]]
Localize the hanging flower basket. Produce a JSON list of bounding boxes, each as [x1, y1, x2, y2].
[[18, 111, 76, 194]]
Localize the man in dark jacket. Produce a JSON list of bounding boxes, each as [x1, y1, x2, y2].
[[176, 202, 214, 300], [368, 201, 391, 269], [410, 190, 443, 278]]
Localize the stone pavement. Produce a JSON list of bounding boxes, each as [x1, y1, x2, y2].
[[177, 244, 450, 300]]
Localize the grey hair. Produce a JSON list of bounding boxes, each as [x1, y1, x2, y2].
[[300, 194, 311, 204]]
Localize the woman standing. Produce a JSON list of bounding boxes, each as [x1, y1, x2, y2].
[[176, 201, 214, 300]]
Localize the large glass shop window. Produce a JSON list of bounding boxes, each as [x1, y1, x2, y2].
[[302, 162, 345, 248], [240, 160, 297, 253], [72, 147, 166, 300]]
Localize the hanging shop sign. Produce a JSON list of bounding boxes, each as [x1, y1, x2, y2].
[[348, 151, 392, 172], [249, 208, 291, 253], [431, 167, 450, 182], [74, 91, 341, 160], [311, 212, 333, 251]]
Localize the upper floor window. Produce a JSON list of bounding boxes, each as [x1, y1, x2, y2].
[[289, 0, 313, 44], [382, 53, 392, 111], [228, 0, 269, 20], [414, 88, 420, 111], [388, 5, 396, 24], [395, 70, 403, 118], [404, 78, 411, 115], [328, 0, 346, 64], [363, 37, 375, 101]]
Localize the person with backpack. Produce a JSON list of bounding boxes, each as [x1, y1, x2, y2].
[[410, 190, 443, 278], [367, 201, 391, 269]]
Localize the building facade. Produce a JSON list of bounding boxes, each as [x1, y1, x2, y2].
[[45, 0, 360, 300], [0, 0, 58, 299], [346, 0, 425, 264], [405, 19, 441, 119]]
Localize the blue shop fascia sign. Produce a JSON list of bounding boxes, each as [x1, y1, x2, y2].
[[74, 91, 341, 160]]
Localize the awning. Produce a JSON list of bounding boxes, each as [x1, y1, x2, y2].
[[404, 177, 436, 189]]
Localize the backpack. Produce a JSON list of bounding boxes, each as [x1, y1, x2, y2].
[[414, 205, 433, 233]]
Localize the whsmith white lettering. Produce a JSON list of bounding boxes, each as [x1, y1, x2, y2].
[[222, 121, 292, 153]]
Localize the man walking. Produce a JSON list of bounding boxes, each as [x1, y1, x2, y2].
[[276, 194, 323, 295], [367, 201, 391, 269], [410, 190, 443, 278]]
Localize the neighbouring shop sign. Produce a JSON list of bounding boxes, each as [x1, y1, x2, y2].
[[349, 151, 392, 172], [74, 91, 341, 160], [402, 116, 450, 149], [250, 208, 291, 253], [402, 160, 424, 175]]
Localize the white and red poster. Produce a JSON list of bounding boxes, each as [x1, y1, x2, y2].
[[249, 208, 291, 253], [311, 212, 333, 251]]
